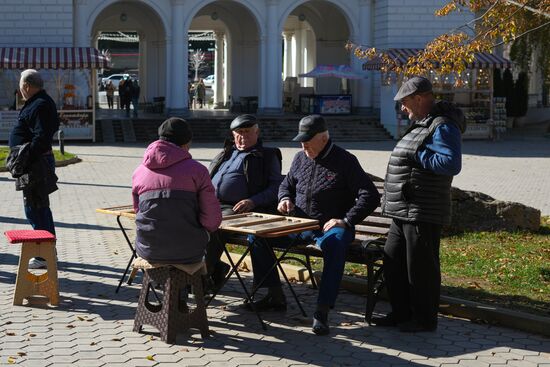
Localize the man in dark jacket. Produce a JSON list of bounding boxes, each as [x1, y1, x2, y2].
[[9, 69, 60, 269], [205, 114, 283, 290], [374, 76, 465, 332], [249, 115, 380, 336]]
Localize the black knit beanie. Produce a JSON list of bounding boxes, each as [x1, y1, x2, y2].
[[158, 117, 192, 146]]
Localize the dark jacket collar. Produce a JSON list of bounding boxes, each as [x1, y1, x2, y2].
[[314, 139, 334, 161], [22, 89, 46, 108]]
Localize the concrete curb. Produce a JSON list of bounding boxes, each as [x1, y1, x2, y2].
[[0, 156, 81, 173], [224, 251, 550, 337]]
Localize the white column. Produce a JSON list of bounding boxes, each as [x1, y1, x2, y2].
[[214, 31, 225, 108], [353, 0, 373, 113], [168, 0, 188, 115], [74, 0, 90, 47], [138, 33, 147, 103], [294, 29, 303, 86], [259, 0, 283, 115], [283, 32, 294, 79]]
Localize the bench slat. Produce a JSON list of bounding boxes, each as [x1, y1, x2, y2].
[[355, 225, 390, 235]]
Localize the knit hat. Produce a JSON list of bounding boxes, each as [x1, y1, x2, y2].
[[158, 117, 192, 146]]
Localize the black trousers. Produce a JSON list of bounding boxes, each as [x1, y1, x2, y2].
[[205, 204, 235, 275], [383, 219, 441, 327]]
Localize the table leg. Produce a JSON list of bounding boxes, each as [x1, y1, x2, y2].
[[206, 246, 266, 330], [249, 238, 307, 317], [115, 215, 137, 293]]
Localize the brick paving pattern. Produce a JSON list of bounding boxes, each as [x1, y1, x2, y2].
[[0, 139, 549, 366]]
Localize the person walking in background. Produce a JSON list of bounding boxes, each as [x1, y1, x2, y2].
[[118, 78, 126, 111], [195, 79, 206, 109], [8, 69, 60, 269], [131, 79, 140, 118], [374, 76, 466, 332], [105, 81, 115, 109], [121, 78, 133, 117]]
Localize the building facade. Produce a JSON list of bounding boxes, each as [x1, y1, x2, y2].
[[0, 0, 474, 115]]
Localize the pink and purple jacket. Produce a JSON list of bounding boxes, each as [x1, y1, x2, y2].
[[132, 140, 222, 264]]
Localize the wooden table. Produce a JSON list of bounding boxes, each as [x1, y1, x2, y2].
[[208, 212, 319, 329]]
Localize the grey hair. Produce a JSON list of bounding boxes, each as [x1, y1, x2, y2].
[[321, 130, 330, 139], [20, 69, 43, 89]]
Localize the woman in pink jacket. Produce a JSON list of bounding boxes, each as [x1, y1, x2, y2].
[[132, 117, 222, 264]]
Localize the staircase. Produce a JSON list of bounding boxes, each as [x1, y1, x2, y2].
[[95, 116, 392, 143]]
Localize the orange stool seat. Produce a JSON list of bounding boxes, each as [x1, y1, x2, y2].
[[4, 230, 59, 306]]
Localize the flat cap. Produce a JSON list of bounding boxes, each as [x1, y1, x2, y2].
[[158, 117, 192, 146], [230, 114, 258, 130], [393, 76, 432, 101], [292, 115, 327, 142]]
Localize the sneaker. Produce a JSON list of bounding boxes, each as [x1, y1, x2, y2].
[[312, 312, 330, 336], [243, 294, 287, 312], [28, 257, 47, 269]]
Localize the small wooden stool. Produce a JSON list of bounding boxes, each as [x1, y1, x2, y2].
[[4, 230, 59, 306], [132, 259, 209, 343]]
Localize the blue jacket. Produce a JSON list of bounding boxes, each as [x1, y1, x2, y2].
[[9, 90, 59, 161], [279, 140, 380, 226]]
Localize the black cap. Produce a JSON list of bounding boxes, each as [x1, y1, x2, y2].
[[158, 117, 192, 146], [230, 114, 258, 130], [393, 76, 432, 101], [292, 115, 327, 142]]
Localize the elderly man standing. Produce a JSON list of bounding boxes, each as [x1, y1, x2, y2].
[[204, 114, 283, 291], [373, 76, 465, 332], [8, 69, 59, 269], [249, 115, 380, 336]]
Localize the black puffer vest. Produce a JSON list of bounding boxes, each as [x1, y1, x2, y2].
[[382, 102, 464, 225]]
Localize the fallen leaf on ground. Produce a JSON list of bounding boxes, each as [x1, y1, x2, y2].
[[6, 332, 15, 336], [28, 333, 36, 337], [17, 352, 26, 357], [146, 355, 155, 361], [7, 357, 16, 364]]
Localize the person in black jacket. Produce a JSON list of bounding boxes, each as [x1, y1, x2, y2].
[[249, 115, 380, 336], [9, 69, 60, 269], [373, 76, 465, 332], [205, 114, 283, 291]]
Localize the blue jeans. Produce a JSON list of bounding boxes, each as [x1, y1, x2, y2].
[[250, 226, 354, 307], [23, 154, 56, 236]]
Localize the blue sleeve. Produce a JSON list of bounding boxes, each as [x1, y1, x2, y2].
[[416, 123, 462, 176]]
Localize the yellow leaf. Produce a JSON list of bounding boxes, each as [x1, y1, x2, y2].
[[77, 316, 86, 321], [7, 357, 16, 364], [146, 355, 155, 361]]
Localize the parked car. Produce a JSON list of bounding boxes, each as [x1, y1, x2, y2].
[[203, 74, 215, 88]]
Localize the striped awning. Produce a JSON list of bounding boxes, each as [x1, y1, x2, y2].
[[0, 47, 110, 70], [363, 48, 511, 70]]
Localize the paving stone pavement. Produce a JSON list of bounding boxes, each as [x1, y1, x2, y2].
[[0, 139, 549, 366]]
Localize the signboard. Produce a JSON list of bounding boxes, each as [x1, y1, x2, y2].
[[0, 110, 94, 141], [58, 110, 93, 140], [318, 95, 352, 115]]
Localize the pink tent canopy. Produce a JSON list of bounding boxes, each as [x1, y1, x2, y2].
[[298, 64, 367, 79]]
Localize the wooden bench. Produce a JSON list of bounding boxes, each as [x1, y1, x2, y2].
[[226, 180, 390, 323]]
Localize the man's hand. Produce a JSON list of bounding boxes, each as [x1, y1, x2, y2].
[[278, 199, 295, 215], [323, 218, 346, 232], [233, 199, 255, 213]]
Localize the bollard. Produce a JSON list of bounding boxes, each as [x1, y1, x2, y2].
[[58, 129, 65, 156]]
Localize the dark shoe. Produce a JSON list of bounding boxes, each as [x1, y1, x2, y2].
[[212, 262, 231, 290], [371, 313, 399, 327], [312, 312, 330, 336], [398, 320, 437, 333], [244, 294, 287, 312]]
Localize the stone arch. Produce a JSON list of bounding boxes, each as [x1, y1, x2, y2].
[[88, 0, 169, 103]]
